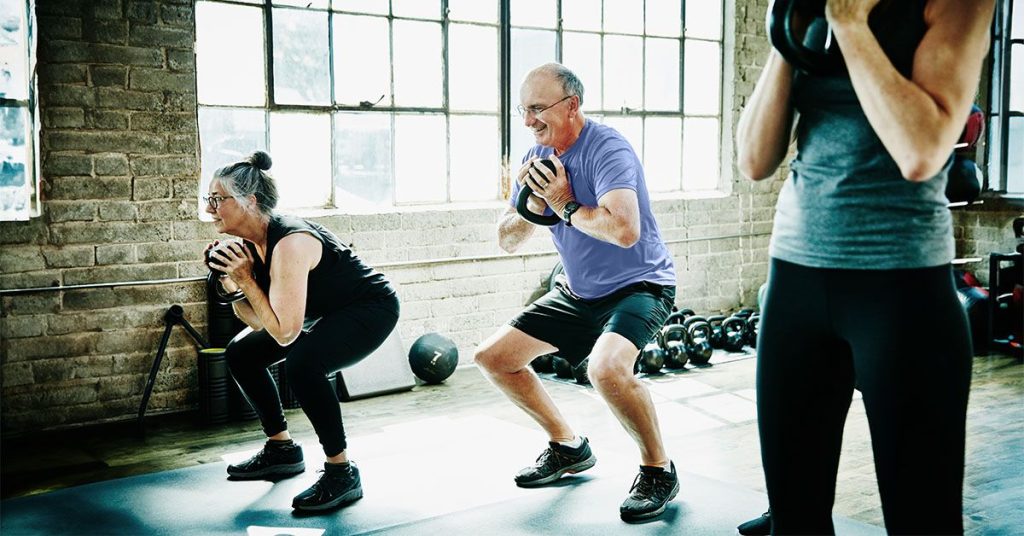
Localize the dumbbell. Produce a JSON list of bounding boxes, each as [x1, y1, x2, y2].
[[572, 358, 591, 385], [552, 355, 574, 379], [683, 316, 714, 366], [530, 354, 555, 374], [657, 323, 690, 369]]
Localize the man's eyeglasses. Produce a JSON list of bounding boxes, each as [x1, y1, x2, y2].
[[515, 95, 575, 117], [202, 194, 233, 210]]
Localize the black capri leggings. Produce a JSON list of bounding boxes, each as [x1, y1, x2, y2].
[[757, 258, 972, 535], [225, 294, 399, 457]]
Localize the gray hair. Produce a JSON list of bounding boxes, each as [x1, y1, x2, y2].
[[537, 63, 585, 106], [213, 151, 279, 216]]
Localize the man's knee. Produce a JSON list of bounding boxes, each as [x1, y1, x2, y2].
[[587, 352, 635, 389]]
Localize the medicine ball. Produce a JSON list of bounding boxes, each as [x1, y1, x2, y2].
[[409, 332, 459, 384]]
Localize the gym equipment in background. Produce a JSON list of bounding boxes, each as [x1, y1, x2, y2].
[[138, 305, 208, 426], [197, 348, 230, 425], [408, 332, 460, 384], [530, 354, 556, 374], [548, 261, 566, 292], [572, 358, 592, 385], [683, 316, 714, 366], [336, 328, 416, 400], [516, 159, 562, 226], [552, 355, 574, 379], [638, 345, 666, 374]]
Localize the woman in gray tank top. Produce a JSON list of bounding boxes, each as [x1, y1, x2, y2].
[[734, 1, 994, 534]]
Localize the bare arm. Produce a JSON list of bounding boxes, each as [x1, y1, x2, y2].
[[735, 50, 798, 181], [827, 0, 994, 181], [216, 234, 321, 346], [498, 204, 538, 253]]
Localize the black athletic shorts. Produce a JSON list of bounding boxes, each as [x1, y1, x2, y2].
[[510, 280, 675, 366]]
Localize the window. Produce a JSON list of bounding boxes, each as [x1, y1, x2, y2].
[[987, 0, 1023, 196], [196, 0, 725, 213], [0, 0, 39, 221]]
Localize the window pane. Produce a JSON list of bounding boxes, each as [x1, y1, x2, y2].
[[683, 117, 720, 191], [511, 28, 556, 111], [392, 0, 440, 20], [273, 9, 330, 105], [562, 32, 602, 112], [1013, 0, 1023, 40], [0, 106, 30, 220], [644, 117, 681, 192], [334, 112, 393, 211], [0, 1, 27, 99], [394, 114, 446, 203], [1011, 43, 1023, 112], [645, 38, 679, 111], [604, 0, 643, 34], [333, 15, 391, 106], [603, 35, 642, 111], [562, 0, 601, 31], [450, 115, 500, 201], [603, 116, 643, 156], [393, 20, 442, 107], [1007, 116, 1023, 194], [685, 0, 723, 40], [334, 0, 388, 15], [646, 0, 681, 37], [274, 0, 328, 8], [511, 0, 557, 28], [196, 2, 265, 106], [450, 24, 498, 112], [449, 0, 497, 23], [683, 39, 721, 115], [197, 107, 267, 217], [269, 112, 332, 209]]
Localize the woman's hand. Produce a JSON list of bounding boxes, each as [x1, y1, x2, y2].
[[825, 0, 881, 27], [208, 241, 254, 289]]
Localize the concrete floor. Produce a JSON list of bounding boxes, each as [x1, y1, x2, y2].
[[2, 353, 1021, 534]]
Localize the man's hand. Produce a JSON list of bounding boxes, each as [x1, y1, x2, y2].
[[516, 158, 551, 215], [522, 155, 575, 214]]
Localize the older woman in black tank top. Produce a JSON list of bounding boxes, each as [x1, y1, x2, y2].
[[203, 151, 399, 512], [735, 1, 994, 534]]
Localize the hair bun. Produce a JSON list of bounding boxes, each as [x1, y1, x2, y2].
[[249, 151, 272, 171]]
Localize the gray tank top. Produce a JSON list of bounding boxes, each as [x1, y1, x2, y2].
[[770, 0, 955, 269]]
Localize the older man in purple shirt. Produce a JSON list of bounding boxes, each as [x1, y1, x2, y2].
[[474, 63, 679, 522]]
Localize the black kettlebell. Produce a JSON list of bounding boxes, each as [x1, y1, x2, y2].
[[684, 317, 714, 366], [552, 355, 574, 379], [638, 345, 665, 374], [722, 316, 748, 352], [572, 358, 591, 385], [516, 159, 562, 226], [708, 315, 727, 349], [658, 324, 690, 369], [530, 354, 555, 374], [767, 0, 846, 76], [745, 314, 761, 348], [205, 245, 246, 305]]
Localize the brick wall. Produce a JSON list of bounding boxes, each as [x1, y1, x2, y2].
[[1, 0, 1018, 435]]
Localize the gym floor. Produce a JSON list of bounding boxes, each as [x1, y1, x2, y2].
[[2, 353, 1021, 535]]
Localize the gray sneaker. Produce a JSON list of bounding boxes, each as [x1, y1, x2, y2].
[[514, 437, 597, 488], [620, 462, 680, 522]]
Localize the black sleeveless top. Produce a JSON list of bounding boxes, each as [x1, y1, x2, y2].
[[245, 214, 395, 319]]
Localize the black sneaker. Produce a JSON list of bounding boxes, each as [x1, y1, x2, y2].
[[226, 440, 305, 479], [292, 462, 364, 511], [737, 510, 771, 535], [619, 462, 680, 522], [514, 437, 597, 488]]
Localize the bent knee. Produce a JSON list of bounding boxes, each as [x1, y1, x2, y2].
[[587, 357, 634, 388], [474, 346, 523, 374]]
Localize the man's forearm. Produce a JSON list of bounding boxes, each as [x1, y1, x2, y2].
[[498, 211, 536, 253]]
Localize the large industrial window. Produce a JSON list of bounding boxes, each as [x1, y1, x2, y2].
[[195, 0, 725, 213], [987, 0, 1022, 197], [0, 0, 39, 221]]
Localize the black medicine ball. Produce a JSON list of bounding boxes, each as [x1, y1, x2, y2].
[[409, 332, 459, 384]]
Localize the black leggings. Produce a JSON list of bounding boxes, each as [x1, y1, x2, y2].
[[225, 294, 399, 457], [758, 258, 971, 535]]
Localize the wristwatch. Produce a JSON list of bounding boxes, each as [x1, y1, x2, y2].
[[562, 201, 582, 227]]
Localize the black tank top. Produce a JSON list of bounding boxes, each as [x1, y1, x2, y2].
[[246, 214, 395, 319]]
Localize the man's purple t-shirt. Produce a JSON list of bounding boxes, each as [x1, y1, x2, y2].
[[510, 119, 676, 299]]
